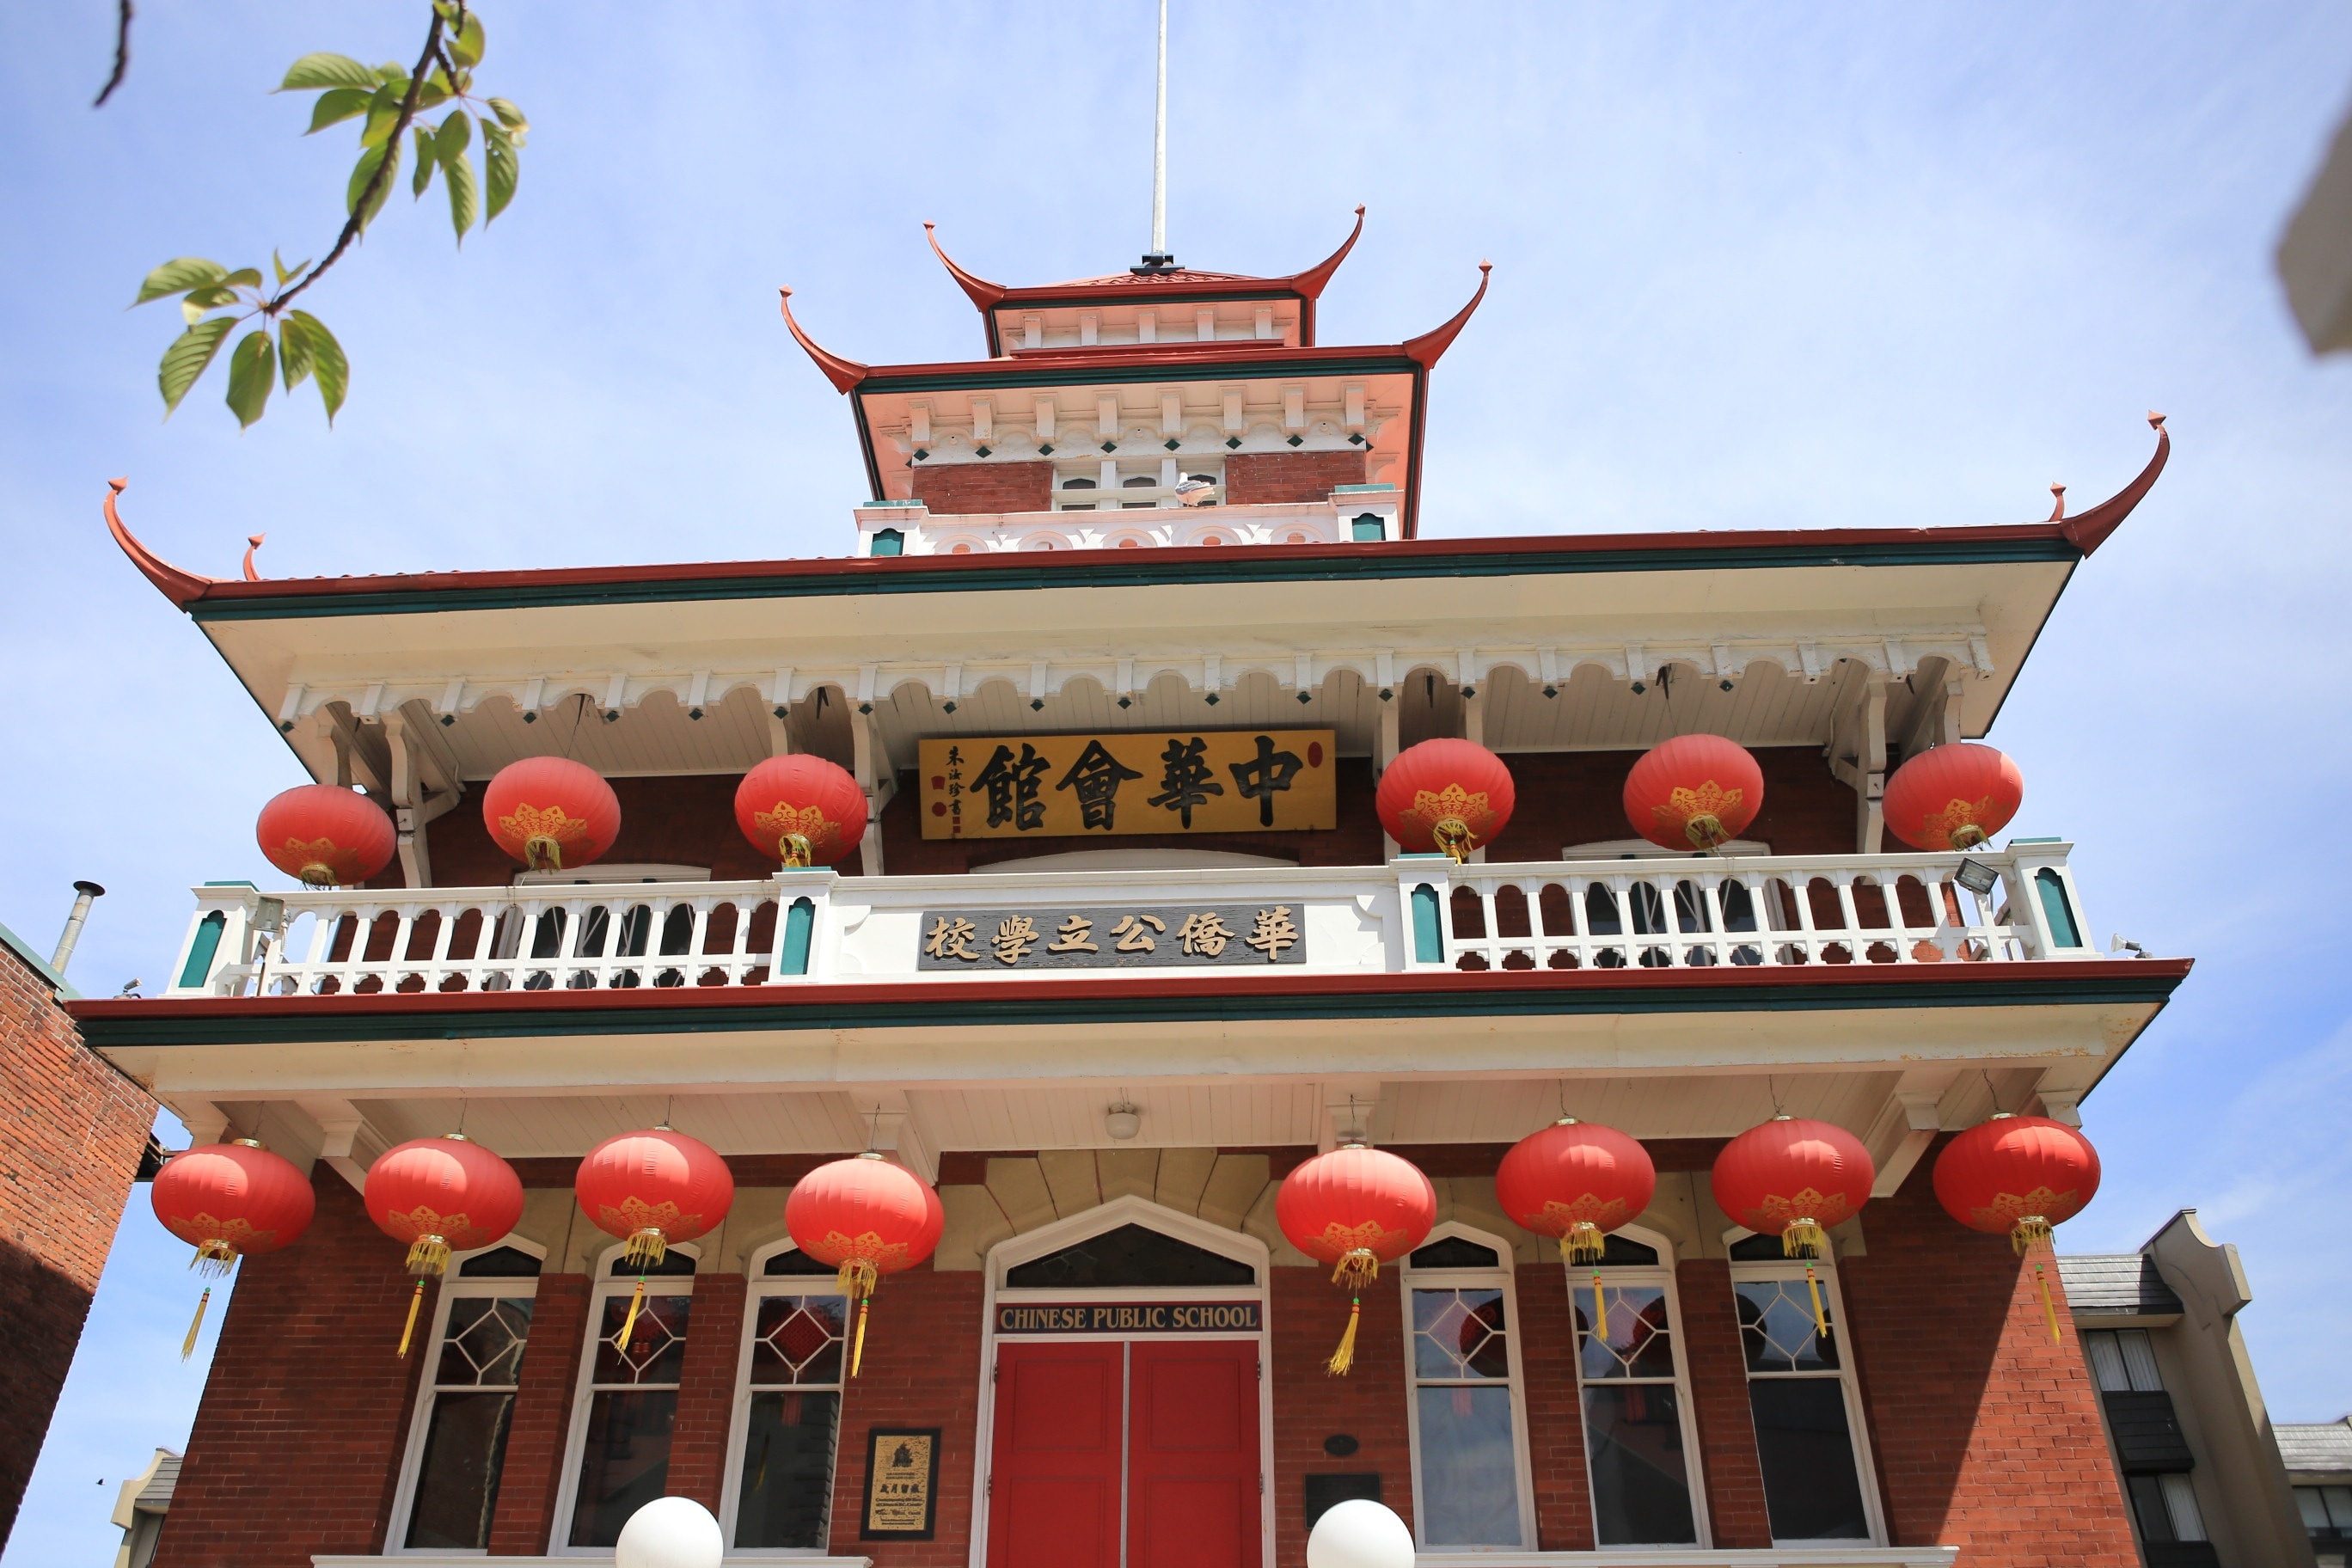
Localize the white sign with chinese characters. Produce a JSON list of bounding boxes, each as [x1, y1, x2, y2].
[[917, 903, 1306, 970]]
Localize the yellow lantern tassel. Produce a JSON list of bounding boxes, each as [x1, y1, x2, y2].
[[1805, 1265, 1831, 1343], [2035, 1260, 2061, 1344], [1326, 1296, 1362, 1376], [1562, 1223, 1606, 1266], [404, 1235, 452, 1277], [1330, 1248, 1380, 1291], [181, 1287, 211, 1361], [397, 1279, 426, 1358], [2010, 1216, 2054, 1257], [835, 1257, 880, 1301], [612, 1278, 646, 1353], [850, 1291, 872, 1378], [1592, 1271, 1608, 1340], [622, 1227, 668, 1271], [1781, 1218, 1828, 1259]]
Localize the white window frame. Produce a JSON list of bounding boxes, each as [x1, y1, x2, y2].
[[1568, 1222, 1712, 1549], [720, 1240, 851, 1557], [1727, 1240, 1889, 1547], [1397, 1221, 1540, 1552], [549, 1240, 702, 1556], [386, 1236, 547, 1556]]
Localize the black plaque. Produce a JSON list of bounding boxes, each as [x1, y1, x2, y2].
[[860, 1427, 941, 1540], [1303, 1473, 1383, 1530]]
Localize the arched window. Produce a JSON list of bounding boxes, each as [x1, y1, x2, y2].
[[724, 1243, 850, 1551], [1399, 1223, 1538, 1549], [1121, 474, 1157, 510], [1571, 1227, 1708, 1547], [390, 1241, 544, 1551], [1059, 476, 1099, 512], [559, 1244, 701, 1548], [1727, 1236, 1883, 1541]]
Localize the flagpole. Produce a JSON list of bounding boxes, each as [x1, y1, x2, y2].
[[1147, 0, 1171, 267]]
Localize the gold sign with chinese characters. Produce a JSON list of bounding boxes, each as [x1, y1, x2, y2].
[[918, 903, 1305, 970], [917, 730, 1337, 840]]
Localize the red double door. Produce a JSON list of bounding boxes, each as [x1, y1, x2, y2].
[[987, 1339, 1261, 1568]]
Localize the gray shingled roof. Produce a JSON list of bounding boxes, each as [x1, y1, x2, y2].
[[132, 1452, 179, 1512], [2057, 1253, 2184, 1315], [2280, 1419, 2352, 1475]]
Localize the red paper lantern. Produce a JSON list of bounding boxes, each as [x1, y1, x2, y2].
[[255, 783, 396, 887], [366, 1134, 526, 1276], [1932, 1114, 2099, 1253], [483, 756, 621, 872], [1277, 1144, 1437, 1374], [151, 1138, 316, 1359], [734, 754, 869, 868], [1496, 1118, 1657, 1265], [1624, 734, 1765, 850], [574, 1127, 734, 1269], [1710, 1116, 1874, 1258], [1375, 738, 1516, 861], [785, 1152, 946, 1375], [1883, 742, 2024, 852]]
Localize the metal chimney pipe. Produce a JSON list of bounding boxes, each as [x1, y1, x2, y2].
[[50, 880, 105, 973]]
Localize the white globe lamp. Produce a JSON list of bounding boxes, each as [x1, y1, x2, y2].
[[613, 1495, 724, 1568], [1306, 1498, 1415, 1568]]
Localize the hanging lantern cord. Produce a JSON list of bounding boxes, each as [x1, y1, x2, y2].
[[397, 1278, 427, 1358], [1804, 1264, 1831, 1343], [2034, 1259, 2061, 1344], [837, 1258, 881, 1377], [1591, 1269, 1608, 1340], [181, 1286, 213, 1361], [1326, 1295, 1363, 1376], [614, 1277, 647, 1354]]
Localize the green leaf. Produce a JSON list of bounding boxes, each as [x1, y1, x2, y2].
[[277, 312, 315, 391], [305, 86, 372, 134], [411, 126, 438, 197], [181, 285, 242, 315], [221, 267, 262, 290], [348, 138, 401, 230], [273, 251, 312, 287], [486, 97, 529, 138], [435, 109, 471, 162], [134, 258, 227, 305], [376, 62, 408, 85], [288, 311, 348, 424], [156, 316, 235, 416], [481, 119, 518, 222], [224, 329, 276, 428], [360, 86, 403, 148], [416, 71, 453, 111], [447, 12, 486, 67], [444, 144, 480, 241], [279, 52, 378, 91]]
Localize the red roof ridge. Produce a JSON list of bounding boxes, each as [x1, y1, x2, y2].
[[1401, 262, 1491, 369], [777, 286, 869, 395], [2057, 414, 2169, 556], [103, 478, 216, 608], [923, 221, 1005, 313], [1289, 205, 1367, 301]]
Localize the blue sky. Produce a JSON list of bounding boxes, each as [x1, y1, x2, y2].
[[5, 3, 2351, 1559]]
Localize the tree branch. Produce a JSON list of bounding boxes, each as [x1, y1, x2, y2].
[[266, 3, 455, 316], [92, 0, 133, 107]]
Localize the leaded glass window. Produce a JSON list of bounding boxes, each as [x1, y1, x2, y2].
[[395, 1246, 540, 1550], [1400, 1226, 1534, 1549], [728, 1248, 849, 1551], [1733, 1263, 1879, 1542], [564, 1257, 695, 1548], [1572, 1240, 1702, 1546]]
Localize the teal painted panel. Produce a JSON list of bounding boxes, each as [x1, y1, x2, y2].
[[1412, 884, 1444, 964], [780, 897, 815, 976], [2034, 869, 2083, 948], [177, 911, 228, 989]]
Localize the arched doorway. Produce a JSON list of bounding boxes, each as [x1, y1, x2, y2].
[[973, 1197, 1271, 1568]]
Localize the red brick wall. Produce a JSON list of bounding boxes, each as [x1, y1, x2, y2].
[[911, 461, 1054, 517], [0, 942, 153, 1548], [828, 1265, 983, 1565], [1840, 1139, 2137, 1565], [1516, 1257, 1596, 1548], [1271, 1267, 1412, 1566], [668, 1276, 745, 1510], [1225, 451, 1370, 505], [1674, 1259, 1773, 1547], [488, 1271, 589, 1554], [151, 1171, 430, 1568]]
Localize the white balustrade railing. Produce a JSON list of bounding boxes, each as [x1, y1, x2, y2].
[[163, 842, 2094, 998]]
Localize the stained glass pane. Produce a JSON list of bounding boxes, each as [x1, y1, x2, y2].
[[1414, 1386, 1522, 1546], [1412, 1289, 1509, 1380], [568, 1388, 678, 1547], [404, 1392, 515, 1549], [1574, 1285, 1676, 1380], [1734, 1279, 1839, 1372], [591, 1292, 690, 1385], [1748, 1379, 1867, 1539], [733, 1390, 842, 1548], [750, 1295, 847, 1386], [438, 1295, 532, 1387], [1583, 1384, 1696, 1545]]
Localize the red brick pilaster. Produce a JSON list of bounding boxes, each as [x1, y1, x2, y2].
[[1840, 1139, 2137, 1566], [827, 1265, 984, 1567], [910, 461, 1054, 517], [1225, 450, 1369, 505], [150, 1172, 430, 1568], [1271, 1267, 1412, 1568], [1675, 1259, 1772, 1547], [668, 1273, 745, 1510], [1516, 1259, 1595, 1549], [488, 1272, 588, 1555]]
